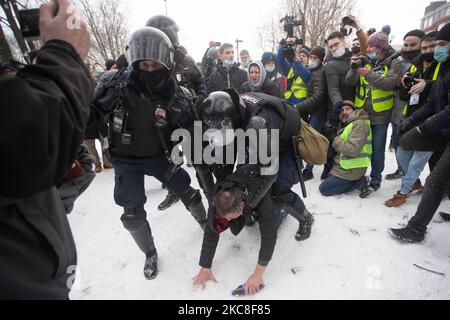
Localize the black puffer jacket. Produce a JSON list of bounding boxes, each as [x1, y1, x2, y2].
[[0, 40, 93, 299], [207, 64, 247, 94], [296, 65, 328, 117]]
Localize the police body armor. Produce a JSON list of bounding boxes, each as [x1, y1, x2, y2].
[[240, 92, 301, 152]]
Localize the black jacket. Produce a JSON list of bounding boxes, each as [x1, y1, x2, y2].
[[177, 54, 208, 104], [296, 65, 328, 117], [199, 165, 279, 269], [207, 64, 247, 94], [412, 59, 450, 140], [240, 78, 282, 98], [0, 41, 93, 299]]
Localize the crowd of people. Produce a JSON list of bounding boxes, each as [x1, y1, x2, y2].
[[1, 0, 449, 299]]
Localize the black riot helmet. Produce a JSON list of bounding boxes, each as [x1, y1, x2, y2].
[[146, 15, 179, 46], [201, 90, 246, 130], [128, 27, 175, 91]]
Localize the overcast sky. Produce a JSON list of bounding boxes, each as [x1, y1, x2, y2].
[[126, 0, 430, 63]]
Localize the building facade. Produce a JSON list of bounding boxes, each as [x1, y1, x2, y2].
[[422, 1, 450, 33]]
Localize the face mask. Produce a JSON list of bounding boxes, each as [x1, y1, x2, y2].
[[224, 59, 235, 68], [95, 66, 105, 74], [401, 49, 421, 61], [332, 47, 346, 58], [367, 52, 378, 61], [140, 69, 169, 90], [240, 60, 250, 68], [265, 65, 275, 73], [422, 52, 435, 63], [351, 46, 361, 55], [308, 60, 320, 70], [434, 45, 449, 63], [206, 128, 235, 148]]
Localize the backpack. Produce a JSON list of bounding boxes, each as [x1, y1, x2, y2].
[[296, 119, 329, 165]]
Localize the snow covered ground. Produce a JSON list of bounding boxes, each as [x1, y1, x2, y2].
[[69, 133, 450, 300]]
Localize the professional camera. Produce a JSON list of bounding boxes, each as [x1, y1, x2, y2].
[[351, 56, 370, 70], [340, 16, 354, 37], [403, 72, 421, 89], [279, 14, 303, 62]]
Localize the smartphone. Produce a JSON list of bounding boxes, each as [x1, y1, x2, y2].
[[18, 9, 40, 40], [213, 42, 221, 47], [342, 16, 353, 26]]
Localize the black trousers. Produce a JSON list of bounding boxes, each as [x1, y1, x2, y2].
[[400, 129, 450, 233]]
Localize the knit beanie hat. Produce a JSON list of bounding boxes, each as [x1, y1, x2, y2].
[[404, 29, 425, 41], [310, 46, 326, 62], [368, 32, 389, 50]]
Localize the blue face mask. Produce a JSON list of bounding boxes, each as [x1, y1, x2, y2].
[[224, 59, 235, 67], [434, 45, 449, 63], [265, 65, 275, 73], [367, 52, 378, 61]]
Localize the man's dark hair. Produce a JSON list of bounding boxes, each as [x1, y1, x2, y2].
[[327, 31, 344, 41], [423, 31, 438, 42], [213, 187, 244, 217], [219, 43, 233, 55]]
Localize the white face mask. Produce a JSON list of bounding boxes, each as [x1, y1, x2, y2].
[[308, 60, 320, 69], [332, 47, 346, 58], [241, 60, 250, 68], [95, 66, 105, 74], [206, 128, 235, 148]]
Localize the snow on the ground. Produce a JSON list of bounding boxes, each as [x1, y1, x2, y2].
[[69, 133, 450, 300]]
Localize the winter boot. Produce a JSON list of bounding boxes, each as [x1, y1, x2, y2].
[[385, 169, 404, 180], [295, 209, 315, 242], [102, 154, 113, 169], [388, 227, 425, 243], [95, 162, 103, 173], [411, 179, 423, 193], [359, 176, 371, 199], [144, 251, 158, 280], [157, 191, 180, 211], [439, 212, 450, 222], [302, 169, 314, 182], [179, 187, 207, 230], [384, 192, 408, 208]]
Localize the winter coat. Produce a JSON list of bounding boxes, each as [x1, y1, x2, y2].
[[240, 61, 281, 98], [207, 63, 247, 94], [199, 165, 279, 269], [331, 109, 371, 181], [411, 59, 450, 140], [0, 40, 93, 299], [324, 49, 354, 121], [296, 64, 328, 117], [345, 50, 400, 125], [177, 54, 208, 104]]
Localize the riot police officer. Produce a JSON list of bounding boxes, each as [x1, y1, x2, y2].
[[95, 27, 207, 280], [146, 15, 208, 211]]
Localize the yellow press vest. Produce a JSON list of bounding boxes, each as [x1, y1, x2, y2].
[[403, 62, 441, 116], [339, 120, 373, 170], [354, 64, 394, 112], [285, 67, 307, 100]]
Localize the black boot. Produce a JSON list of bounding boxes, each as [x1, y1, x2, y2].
[[302, 169, 314, 182], [359, 176, 371, 199], [385, 169, 404, 180], [144, 251, 158, 280], [179, 187, 207, 230], [157, 191, 180, 211], [388, 227, 425, 243], [295, 209, 315, 241], [439, 212, 450, 222]]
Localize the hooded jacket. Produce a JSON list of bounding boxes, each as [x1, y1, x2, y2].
[[240, 61, 281, 98], [331, 109, 371, 181]]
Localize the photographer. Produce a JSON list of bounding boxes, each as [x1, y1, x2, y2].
[[201, 41, 221, 81], [319, 101, 371, 198], [385, 30, 439, 208], [207, 43, 247, 94], [95, 27, 207, 281], [389, 23, 450, 243], [345, 31, 399, 193], [0, 0, 93, 299]]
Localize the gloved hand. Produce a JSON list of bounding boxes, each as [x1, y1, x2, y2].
[[398, 117, 418, 137], [332, 101, 344, 115]]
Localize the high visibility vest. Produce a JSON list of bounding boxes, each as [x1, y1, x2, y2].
[[339, 120, 373, 170], [284, 67, 307, 100], [403, 62, 441, 116], [354, 64, 394, 112]]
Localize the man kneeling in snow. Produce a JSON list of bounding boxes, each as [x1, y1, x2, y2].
[[319, 101, 372, 198]]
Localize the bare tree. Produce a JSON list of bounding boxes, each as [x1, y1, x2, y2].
[[286, 0, 355, 48], [74, 0, 130, 65], [0, 21, 13, 61], [256, 17, 285, 53]]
